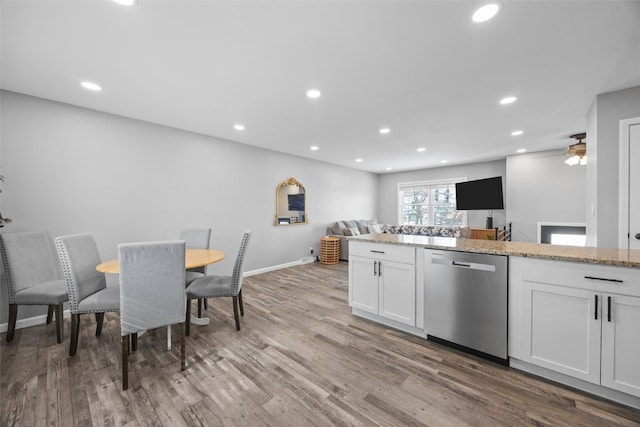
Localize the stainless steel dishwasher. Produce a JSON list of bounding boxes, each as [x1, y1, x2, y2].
[[424, 249, 508, 364]]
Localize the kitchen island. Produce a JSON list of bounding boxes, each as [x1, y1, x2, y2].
[[347, 233, 640, 409]]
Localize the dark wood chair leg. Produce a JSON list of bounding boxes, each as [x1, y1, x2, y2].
[[180, 322, 186, 371], [185, 298, 192, 336], [46, 305, 54, 324], [232, 296, 240, 331], [132, 333, 137, 352], [122, 335, 129, 391], [55, 303, 64, 343], [6, 304, 17, 342], [238, 290, 244, 317], [69, 314, 81, 356], [203, 298, 208, 310], [95, 312, 105, 336], [197, 299, 202, 318]]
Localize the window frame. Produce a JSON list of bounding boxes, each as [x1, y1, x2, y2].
[[397, 177, 468, 226]]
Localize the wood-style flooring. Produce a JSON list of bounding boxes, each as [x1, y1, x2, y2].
[[1, 262, 640, 426]]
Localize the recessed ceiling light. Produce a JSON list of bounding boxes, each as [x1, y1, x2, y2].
[[417, 147, 426, 152], [310, 146, 319, 151], [440, 160, 448, 164], [233, 124, 245, 131], [379, 127, 391, 135], [386, 167, 392, 171], [355, 158, 363, 163], [112, 0, 137, 5], [472, 3, 501, 23], [500, 96, 517, 105], [306, 89, 321, 99], [517, 148, 527, 153], [511, 130, 524, 136], [81, 81, 102, 91]]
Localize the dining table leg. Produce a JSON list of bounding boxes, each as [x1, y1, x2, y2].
[[166, 325, 171, 351]]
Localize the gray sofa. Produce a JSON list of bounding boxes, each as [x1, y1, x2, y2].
[[326, 220, 470, 261]]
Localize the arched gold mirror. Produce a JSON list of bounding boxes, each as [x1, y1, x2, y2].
[[275, 177, 307, 225]]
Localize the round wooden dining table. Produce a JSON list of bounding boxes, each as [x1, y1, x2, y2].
[[96, 248, 224, 349], [96, 249, 224, 274]]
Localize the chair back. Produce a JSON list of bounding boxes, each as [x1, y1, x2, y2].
[[0, 231, 62, 304], [179, 228, 211, 250], [55, 234, 107, 313], [231, 230, 251, 293], [118, 241, 186, 335]]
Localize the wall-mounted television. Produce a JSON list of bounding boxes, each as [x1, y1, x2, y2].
[[455, 176, 504, 211], [287, 193, 305, 211]]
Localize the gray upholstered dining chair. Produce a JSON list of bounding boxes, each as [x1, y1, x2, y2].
[[185, 230, 251, 335], [119, 240, 186, 390], [55, 233, 120, 356], [179, 228, 211, 316], [0, 231, 68, 343]]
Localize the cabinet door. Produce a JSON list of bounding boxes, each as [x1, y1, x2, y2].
[[601, 294, 640, 397], [521, 282, 601, 384], [378, 260, 416, 326], [348, 256, 379, 314]]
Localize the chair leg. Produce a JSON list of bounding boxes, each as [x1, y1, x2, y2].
[[232, 296, 240, 331], [198, 299, 202, 318], [180, 322, 186, 371], [122, 335, 129, 391], [55, 303, 64, 344], [69, 314, 81, 356], [46, 305, 54, 325], [6, 304, 17, 342], [95, 312, 105, 336], [185, 298, 192, 337], [132, 333, 138, 352], [238, 290, 244, 317], [203, 298, 208, 310]]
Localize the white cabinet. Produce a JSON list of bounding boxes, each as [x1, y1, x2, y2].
[[512, 257, 640, 399], [601, 294, 640, 397], [349, 242, 416, 327], [521, 281, 601, 383]]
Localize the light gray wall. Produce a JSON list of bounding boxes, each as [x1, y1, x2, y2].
[[0, 90, 377, 323], [506, 150, 586, 243], [586, 85, 640, 248], [377, 160, 507, 229]]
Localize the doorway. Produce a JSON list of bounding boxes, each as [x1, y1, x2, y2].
[[619, 117, 640, 250]]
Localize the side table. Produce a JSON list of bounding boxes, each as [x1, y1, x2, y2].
[[320, 236, 340, 265]]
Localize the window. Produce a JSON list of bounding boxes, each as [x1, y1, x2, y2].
[[398, 179, 466, 226]]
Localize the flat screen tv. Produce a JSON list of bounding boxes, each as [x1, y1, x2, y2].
[[455, 176, 504, 210], [287, 193, 305, 211]]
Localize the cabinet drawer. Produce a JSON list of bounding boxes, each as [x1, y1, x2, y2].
[[349, 242, 415, 264], [516, 257, 640, 297]]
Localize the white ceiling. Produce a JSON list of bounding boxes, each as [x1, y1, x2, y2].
[[2, 0, 640, 173]]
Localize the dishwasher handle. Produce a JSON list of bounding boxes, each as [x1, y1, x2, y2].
[[452, 261, 471, 268], [430, 257, 497, 272]]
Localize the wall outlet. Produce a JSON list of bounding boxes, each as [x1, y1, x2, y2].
[[309, 246, 314, 254]]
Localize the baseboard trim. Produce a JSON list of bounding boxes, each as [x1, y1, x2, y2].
[[1, 260, 309, 333], [0, 309, 71, 334]]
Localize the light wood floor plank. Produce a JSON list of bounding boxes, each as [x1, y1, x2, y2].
[[2, 261, 640, 426]]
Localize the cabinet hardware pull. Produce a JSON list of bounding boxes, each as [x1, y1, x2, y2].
[[595, 295, 598, 320], [452, 261, 471, 268], [370, 250, 385, 254], [635, 233, 640, 240], [373, 261, 378, 276], [607, 296, 612, 322], [584, 276, 623, 283], [378, 261, 382, 277]]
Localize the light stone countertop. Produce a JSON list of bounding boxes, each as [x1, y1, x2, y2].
[[347, 233, 640, 268]]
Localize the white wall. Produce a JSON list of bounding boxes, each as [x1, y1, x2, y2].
[[376, 160, 507, 228], [0, 90, 377, 323], [506, 150, 586, 243], [586, 85, 640, 248]]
